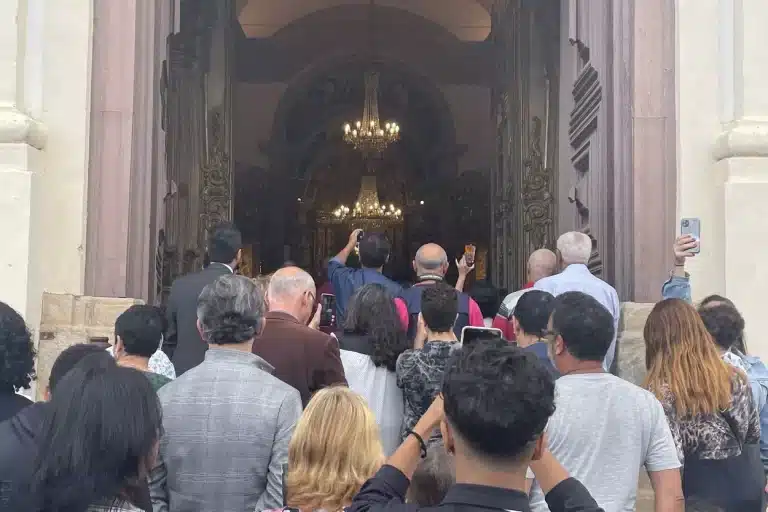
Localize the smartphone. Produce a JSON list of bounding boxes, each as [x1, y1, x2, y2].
[[464, 244, 477, 266], [680, 218, 701, 254], [460, 326, 503, 347], [319, 293, 336, 328]]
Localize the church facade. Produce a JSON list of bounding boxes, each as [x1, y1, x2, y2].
[[2, 0, 768, 358]]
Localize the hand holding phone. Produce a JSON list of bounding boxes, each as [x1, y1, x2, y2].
[[464, 244, 477, 267], [460, 326, 504, 347], [680, 218, 701, 254], [319, 294, 336, 328]]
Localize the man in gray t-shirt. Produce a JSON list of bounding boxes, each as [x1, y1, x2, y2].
[[529, 292, 683, 512]]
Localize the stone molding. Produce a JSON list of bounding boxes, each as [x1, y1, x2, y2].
[[36, 293, 142, 400], [713, 118, 768, 161], [615, 301, 654, 388], [0, 107, 47, 149]]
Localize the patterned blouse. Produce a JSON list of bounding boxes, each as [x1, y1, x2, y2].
[[395, 341, 457, 440], [87, 502, 143, 511], [658, 371, 760, 463], [106, 346, 176, 380]]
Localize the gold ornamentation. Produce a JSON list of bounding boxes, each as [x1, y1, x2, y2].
[[522, 117, 554, 250], [199, 109, 232, 250]]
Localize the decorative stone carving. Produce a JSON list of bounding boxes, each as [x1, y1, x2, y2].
[[522, 116, 554, 251], [199, 109, 232, 251], [581, 226, 603, 276], [569, 63, 600, 168]]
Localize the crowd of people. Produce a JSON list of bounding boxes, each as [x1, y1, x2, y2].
[[0, 222, 766, 512]]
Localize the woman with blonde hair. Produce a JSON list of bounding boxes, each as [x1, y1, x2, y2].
[[283, 386, 384, 512], [644, 298, 764, 510]]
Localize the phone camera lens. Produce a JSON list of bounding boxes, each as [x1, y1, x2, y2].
[[682, 220, 689, 227]]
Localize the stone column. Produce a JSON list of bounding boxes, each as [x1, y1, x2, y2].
[[712, 0, 768, 359], [85, 0, 138, 299], [0, 0, 46, 322]]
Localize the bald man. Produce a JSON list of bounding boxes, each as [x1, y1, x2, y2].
[[252, 266, 347, 406], [396, 243, 484, 340], [493, 249, 558, 340]]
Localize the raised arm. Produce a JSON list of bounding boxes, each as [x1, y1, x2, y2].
[[333, 229, 363, 266], [454, 255, 474, 292], [347, 397, 443, 512], [661, 235, 697, 303]]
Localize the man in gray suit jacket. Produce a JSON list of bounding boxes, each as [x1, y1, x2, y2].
[[164, 222, 242, 375], [150, 274, 302, 512]]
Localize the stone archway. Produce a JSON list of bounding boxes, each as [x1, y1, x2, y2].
[[268, 55, 458, 168], [236, 55, 463, 273]]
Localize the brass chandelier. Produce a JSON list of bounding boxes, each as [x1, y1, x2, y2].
[[343, 71, 400, 153], [342, 0, 400, 154], [333, 175, 402, 224]]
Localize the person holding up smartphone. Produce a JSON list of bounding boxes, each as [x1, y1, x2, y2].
[[396, 243, 485, 342], [661, 227, 699, 303], [328, 229, 403, 324]]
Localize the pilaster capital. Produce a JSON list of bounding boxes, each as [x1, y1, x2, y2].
[[0, 106, 47, 149], [713, 117, 768, 161]]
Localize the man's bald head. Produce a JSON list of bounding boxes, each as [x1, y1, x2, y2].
[[414, 243, 449, 277], [267, 266, 317, 323], [527, 249, 557, 283]]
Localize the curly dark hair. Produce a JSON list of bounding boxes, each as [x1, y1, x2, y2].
[[442, 342, 555, 463], [0, 301, 36, 391], [343, 284, 409, 372], [698, 303, 745, 352], [697, 295, 748, 353]]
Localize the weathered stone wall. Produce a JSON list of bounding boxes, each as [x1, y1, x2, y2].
[[36, 293, 141, 400], [615, 302, 654, 388]]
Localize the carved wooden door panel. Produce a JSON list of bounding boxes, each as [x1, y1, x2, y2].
[[562, 0, 611, 279], [158, 0, 234, 302], [198, 0, 234, 262], [490, 0, 558, 290]]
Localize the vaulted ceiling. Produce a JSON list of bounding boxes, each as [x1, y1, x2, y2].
[[237, 0, 493, 41]]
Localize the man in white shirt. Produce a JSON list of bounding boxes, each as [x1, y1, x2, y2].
[[528, 291, 683, 512], [534, 231, 620, 370]]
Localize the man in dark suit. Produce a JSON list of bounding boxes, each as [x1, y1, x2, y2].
[[164, 222, 242, 375], [253, 266, 347, 406]]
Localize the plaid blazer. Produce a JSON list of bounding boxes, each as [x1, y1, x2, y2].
[[149, 348, 302, 512]]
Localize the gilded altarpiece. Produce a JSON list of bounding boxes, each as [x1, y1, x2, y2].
[[158, 0, 234, 301], [490, 0, 558, 290]]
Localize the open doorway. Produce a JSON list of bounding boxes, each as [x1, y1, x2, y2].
[[159, 0, 562, 301], [231, 0, 529, 289]]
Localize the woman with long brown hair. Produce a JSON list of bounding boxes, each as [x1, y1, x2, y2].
[[644, 298, 764, 510]]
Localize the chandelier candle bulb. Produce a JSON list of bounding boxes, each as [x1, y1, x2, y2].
[[343, 71, 400, 153]]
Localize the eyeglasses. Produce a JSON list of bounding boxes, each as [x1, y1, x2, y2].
[[542, 329, 560, 342]]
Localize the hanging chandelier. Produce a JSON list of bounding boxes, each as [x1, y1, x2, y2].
[[343, 71, 400, 154], [332, 176, 402, 225]]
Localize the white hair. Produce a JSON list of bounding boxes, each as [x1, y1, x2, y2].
[[556, 232, 592, 266], [267, 268, 315, 302]]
